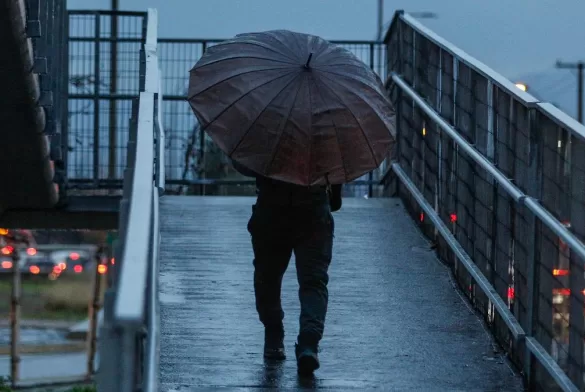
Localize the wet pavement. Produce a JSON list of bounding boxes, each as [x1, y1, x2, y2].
[[159, 196, 523, 391]]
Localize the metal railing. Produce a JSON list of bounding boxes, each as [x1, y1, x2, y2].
[[67, 10, 147, 185], [97, 8, 164, 392], [385, 11, 585, 391]]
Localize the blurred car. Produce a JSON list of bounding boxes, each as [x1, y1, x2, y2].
[[0, 255, 16, 276], [53, 249, 108, 277], [19, 248, 63, 280]]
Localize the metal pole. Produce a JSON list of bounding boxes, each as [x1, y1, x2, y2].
[[377, 0, 383, 41], [578, 63, 583, 124], [87, 248, 104, 379], [93, 16, 101, 184], [200, 42, 208, 196], [368, 43, 375, 197], [556, 60, 584, 124], [10, 248, 21, 388], [109, 0, 119, 180]]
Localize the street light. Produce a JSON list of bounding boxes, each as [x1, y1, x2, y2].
[[514, 82, 528, 92]]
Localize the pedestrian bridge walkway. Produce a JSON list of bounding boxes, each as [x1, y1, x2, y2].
[[157, 196, 522, 390], [2, 4, 585, 392], [96, 8, 585, 392]]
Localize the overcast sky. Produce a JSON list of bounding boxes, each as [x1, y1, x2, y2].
[[68, 0, 584, 79]]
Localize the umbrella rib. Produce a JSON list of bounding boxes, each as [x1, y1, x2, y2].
[[228, 72, 302, 157], [311, 77, 349, 182], [316, 69, 391, 111], [210, 39, 298, 62], [262, 73, 304, 176], [317, 68, 387, 98], [200, 70, 299, 132], [315, 75, 380, 168], [187, 66, 295, 100], [264, 31, 303, 61], [318, 70, 394, 129], [193, 55, 297, 70]]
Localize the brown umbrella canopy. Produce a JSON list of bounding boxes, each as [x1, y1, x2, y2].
[[188, 30, 395, 186]]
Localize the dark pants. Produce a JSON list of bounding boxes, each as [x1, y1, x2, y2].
[[247, 189, 334, 345]]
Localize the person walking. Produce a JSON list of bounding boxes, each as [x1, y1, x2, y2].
[[233, 160, 342, 374], [188, 29, 395, 374]]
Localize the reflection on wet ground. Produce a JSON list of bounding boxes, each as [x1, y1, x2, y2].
[[159, 197, 523, 391]]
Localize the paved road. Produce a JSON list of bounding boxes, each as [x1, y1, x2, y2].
[[0, 352, 92, 381], [159, 196, 524, 391]]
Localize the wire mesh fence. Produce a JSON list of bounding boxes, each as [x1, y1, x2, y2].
[[386, 12, 585, 391], [67, 11, 146, 186], [158, 38, 388, 196]]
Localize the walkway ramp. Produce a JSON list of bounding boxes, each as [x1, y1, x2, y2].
[[158, 196, 523, 390]]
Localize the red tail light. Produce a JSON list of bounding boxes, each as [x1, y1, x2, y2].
[[70, 252, 80, 261], [507, 287, 515, 299], [553, 288, 571, 296], [553, 269, 569, 276], [29, 266, 40, 274], [1, 261, 12, 269], [1, 246, 13, 255], [73, 265, 83, 273], [26, 248, 37, 256]]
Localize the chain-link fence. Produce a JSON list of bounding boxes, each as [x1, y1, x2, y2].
[[385, 11, 585, 391]]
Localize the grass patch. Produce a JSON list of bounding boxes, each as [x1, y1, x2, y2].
[[0, 377, 96, 391], [0, 274, 105, 322]]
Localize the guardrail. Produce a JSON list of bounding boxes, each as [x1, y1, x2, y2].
[[97, 8, 164, 392], [385, 11, 585, 392]]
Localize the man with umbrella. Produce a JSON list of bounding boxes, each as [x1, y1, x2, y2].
[[188, 30, 395, 375]]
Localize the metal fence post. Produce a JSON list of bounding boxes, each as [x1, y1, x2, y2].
[[10, 248, 21, 389], [523, 107, 542, 387], [368, 42, 375, 197], [93, 13, 101, 184], [86, 248, 104, 379], [568, 134, 585, 388], [393, 12, 404, 197]]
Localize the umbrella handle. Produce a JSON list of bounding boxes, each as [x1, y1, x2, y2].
[[305, 52, 313, 69]]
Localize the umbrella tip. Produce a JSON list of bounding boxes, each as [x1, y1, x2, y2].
[[305, 52, 313, 69]]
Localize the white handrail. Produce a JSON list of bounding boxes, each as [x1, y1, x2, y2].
[[114, 91, 155, 325]]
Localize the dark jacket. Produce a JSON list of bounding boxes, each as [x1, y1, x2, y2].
[[232, 160, 342, 212]]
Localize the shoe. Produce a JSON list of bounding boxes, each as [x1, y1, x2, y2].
[[295, 341, 320, 374], [264, 328, 286, 360]]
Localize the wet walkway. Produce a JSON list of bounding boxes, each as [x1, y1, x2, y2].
[[158, 196, 523, 391]]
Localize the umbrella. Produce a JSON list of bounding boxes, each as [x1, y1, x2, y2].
[[187, 30, 395, 186]]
